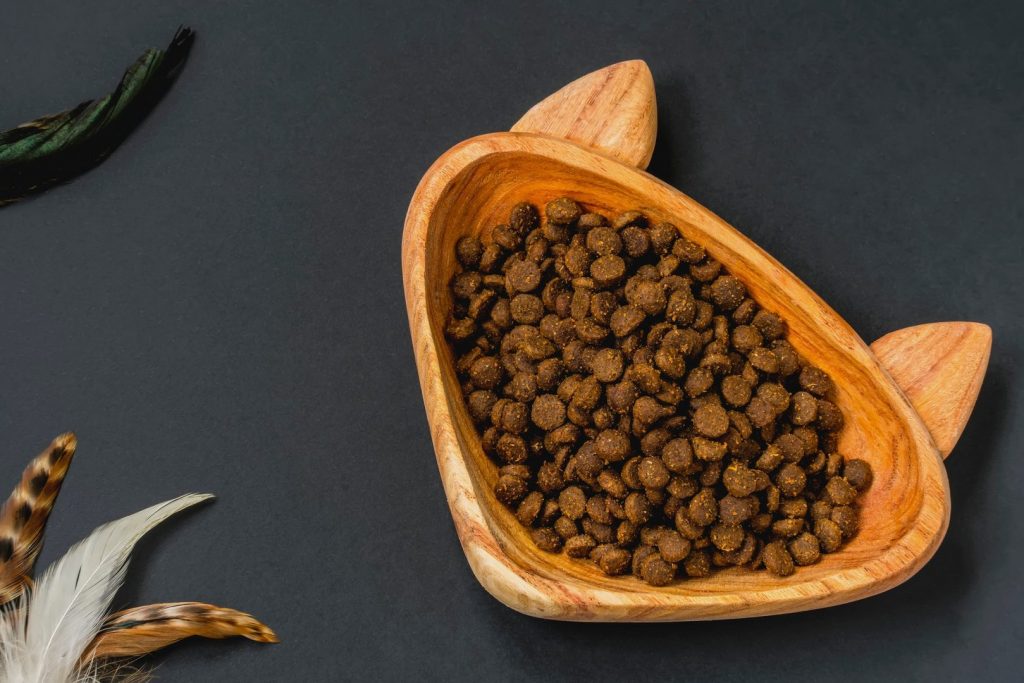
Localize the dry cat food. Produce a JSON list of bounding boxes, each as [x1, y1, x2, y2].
[[445, 197, 872, 584]]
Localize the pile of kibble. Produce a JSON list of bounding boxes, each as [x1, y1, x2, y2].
[[445, 197, 872, 584]]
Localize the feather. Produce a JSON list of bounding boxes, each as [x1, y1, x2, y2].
[[0, 494, 212, 683], [0, 433, 77, 606], [0, 26, 194, 207], [81, 602, 277, 663]]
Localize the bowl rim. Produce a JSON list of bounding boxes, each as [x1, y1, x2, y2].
[[402, 131, 951, 621]]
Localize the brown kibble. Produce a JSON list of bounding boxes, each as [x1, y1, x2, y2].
[[505, 373, 538, 404], [640, 555, 677, 586], [598, 547, 631, 575], [494, 475, 528, 506], [654, 345, 687, 379], [831, 505, 859, 537], [621, 225, 651, 258], [824, 476, 857, 505], [506, 259, 541, 293], [496, 433, 528, 464], [788, 532, 821, 566], [748, 347, 780, 374], [762, 541, 795, 576], [752, 310, 786, 341], [684, 549, 712, 578], [546, 196, 582, 225], [662, 439, 695, 474], [709, 275, 746, 310], [722, 462, 759, 497], [683, 367, 714, 398], [625, 492, 653, 524], [586, 226, 622, 256], [649, 222, 678, 255], [774, 433, 804, 462], [606, 379, 639, 413], [638, 456, 670, 489], [693, 403, 730, 438], [536, 461, 564, 494], [688, 488, 718, 527], [554, 515, 578, 540], [558, 486, 587, 520], [817, 400, 845, 431], [455, 236, 484, 269], [790, 391, 818, 425], [510, 294, 544, 324], [591, 348, 625, 383], [590, 255, 627, 287], [509, 202, 539, 234], [799, 365, 834, 397], [692, 436, 727, 462], [710, 524, 745, 552], [814, 518, 843, 553], [671, 236, 705, 264], [531, 527, 563, 552], [745, 396, 775, 428], [731, 325, 763, 353], [776, 463, 807, 497], [844, 459, 874, 490], [656, 530, 691, 563], [493, 399, 528, 434], [595, 429, 631, 462], [721, 375, 752, 407], [779, 497, 808, 519], [530, 394, 565, 430], [564, 534, 597, 558], [516, 492, 543, 526], [718, 495, 755, 525], [470, 356, 503, 389], [467, 390, 497, 423], [605, 306, 643, 339]]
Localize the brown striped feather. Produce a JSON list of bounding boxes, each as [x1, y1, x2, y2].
[[0, 433, 77, 605], [82, 602, 278, 662]]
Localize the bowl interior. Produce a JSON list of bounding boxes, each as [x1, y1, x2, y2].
[[413, 136, 947, 613]]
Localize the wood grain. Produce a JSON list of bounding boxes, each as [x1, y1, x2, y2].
[[872, 322, 991, 458], [512, 60, 657, 170], [402, 61, 982, 621]]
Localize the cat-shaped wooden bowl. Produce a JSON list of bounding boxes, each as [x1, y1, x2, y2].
[[402, 61, 991, 621]]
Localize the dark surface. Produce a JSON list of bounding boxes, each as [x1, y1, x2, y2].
[[1, 1, 1021, 680]]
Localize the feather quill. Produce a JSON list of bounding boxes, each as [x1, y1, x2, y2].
[[0, 27, 194, 207], [0, 434, 77, 606], [0, 494, 212, 683], [81, 602, 277, 663]]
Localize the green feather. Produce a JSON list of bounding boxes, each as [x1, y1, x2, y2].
[[0, 27, 194, 207]]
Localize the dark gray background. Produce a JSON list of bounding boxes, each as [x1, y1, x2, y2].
[[1, 1, 1021, 680]]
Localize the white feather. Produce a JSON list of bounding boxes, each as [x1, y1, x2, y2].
[[0, 494, 213, 683]]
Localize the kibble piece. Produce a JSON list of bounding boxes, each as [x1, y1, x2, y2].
[[814, 518, 844, 553], [683, 367, 714, 398], [844, 459, 874, 490], [546, 196, 582, 225], [558, 486, 587, 520], [621, 225, 651, 258], [708, 525, 743, 553], [598, 547, 632, 575], [531, 527, 563, 552], [494, 475, 528, 506], [693, 403, 730, 438], [718, 495, 754, 525], [625, 492, 654, 524], [720, 375, 752, 407], [709, 275, 746, 310], [788, 532, 821, 566], [640, 555, 677, 586], [638, 456, 670, 489], [591, 255, 627, 287], [816, 400, 844, 431], [586, 226, 622, 256], [722, 462, 759, 497], [762, 541, 795, 576], [655, 530, 691, 563], [774, 434, 804, 462], [606, 379, 639, 414], [554, 515, 578, 540], [665, 289, 697, 326], [510, 294, 544, 324], [467, 390, 497, 423], [830, 505, 859, 537], [470, 356, 503, 390], [591, 348, 625, 383], [731, 325, 763, 353], [776, 463, 807, 497], [594, 429, 630, 463], [509, 202, 539, 234], [799, 365, 834, 396], [564, 534, 597, 558], [684, 549, 712, 578], [496, 433, 528, 464], [692, 437, 727, 462], [515, 492, 543, 526], [506, 259, 542, 294], [752, 310, 786, 341], [661, 438, 695, 474], [528, 394, 564, 431], [824, 476, 857, 505], [790, 391, 818, 425], [505, 373, 537, 404], [688, 488, 718, 527], [779, 497, 808, 519], [455, 235, 484, 269], [536, 461, 564, 494]]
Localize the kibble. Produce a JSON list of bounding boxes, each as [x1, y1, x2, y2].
[[447, 199, 870, 585]]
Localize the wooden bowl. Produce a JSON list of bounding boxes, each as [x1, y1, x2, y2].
[[402, 61, 991, 621]]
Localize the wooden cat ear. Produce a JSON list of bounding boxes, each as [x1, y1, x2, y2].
[[871, 322, 991, 458], [512, 60, 657, 170]]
